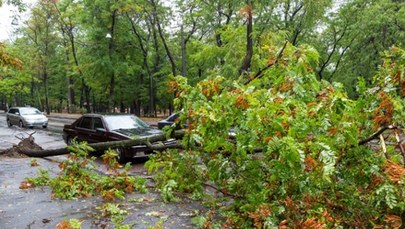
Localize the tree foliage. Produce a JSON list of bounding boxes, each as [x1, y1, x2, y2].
[[147, 44, 405, 228]]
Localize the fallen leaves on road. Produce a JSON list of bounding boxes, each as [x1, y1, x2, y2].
[[146, 210, 166, 218], [19, 180, 33, 189]]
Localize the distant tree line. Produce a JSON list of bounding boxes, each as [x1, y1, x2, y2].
[[0, 0, 404, 115]]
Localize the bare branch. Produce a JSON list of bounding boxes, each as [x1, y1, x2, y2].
[[244, 41, 288, 85], [358, 125, 398, 145]]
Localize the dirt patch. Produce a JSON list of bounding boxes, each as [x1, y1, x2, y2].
[[0, 133, 43, 158]]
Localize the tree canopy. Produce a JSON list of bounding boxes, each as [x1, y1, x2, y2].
[[0, 0, 403, 113]]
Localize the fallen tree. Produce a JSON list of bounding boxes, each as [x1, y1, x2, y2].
[[145, 45, 405, 228], [8, 130, 185, 158], [4, 125, 405, 164]]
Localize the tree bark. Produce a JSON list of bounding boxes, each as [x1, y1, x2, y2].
[[239, 0, 253, 76], [19, 131, 185, 157], [108, 9, 118, 113], [53, 2, 90, 113], [150, 0, 177, 76]]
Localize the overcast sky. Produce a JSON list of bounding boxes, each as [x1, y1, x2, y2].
[[0, 4, 19, 41], [0, 0, 35, 42]]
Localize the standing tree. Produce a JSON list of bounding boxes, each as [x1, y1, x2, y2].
[[23, 0, 60, 114]]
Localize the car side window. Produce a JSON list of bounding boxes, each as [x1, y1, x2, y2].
[[93, 118, 104, 130], [79, 117, 92, 129]]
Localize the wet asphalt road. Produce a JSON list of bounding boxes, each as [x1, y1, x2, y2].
[[0, 113, 203, 228]]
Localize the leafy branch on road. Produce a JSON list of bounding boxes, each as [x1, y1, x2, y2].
[[20, 141, 147, 228], [22, 141, 147, 200]]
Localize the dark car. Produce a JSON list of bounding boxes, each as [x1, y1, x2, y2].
[[157, 113, 236, 136], [157, 113, 180, 129], [63, 113, 167, 162], [6, 107, 48, 128], [157, 113, 190, 130]]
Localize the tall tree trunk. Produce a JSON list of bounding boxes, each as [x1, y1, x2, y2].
[[180, 14, 197, 77], [43, 68, 50, 115], [108, 10, 118, 113], [239, 0, 253, 75], [43, 36, 50, 114], [61, 34, 75, 112], [181, 24, 187, 77], [150, 0, 177, 76], [67, 76, 75, 112], [35, 71, 43, 110], [127, 13, 154, 116], [53, 2, 89, 113]]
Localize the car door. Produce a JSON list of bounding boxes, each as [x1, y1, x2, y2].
[[8, 108, 19, 125], [74, 116, 97, 143], [90, 117, 109, 143], [74, 116, 109, 144]]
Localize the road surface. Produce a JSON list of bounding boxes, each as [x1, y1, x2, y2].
[[0, 112, 204, 228]]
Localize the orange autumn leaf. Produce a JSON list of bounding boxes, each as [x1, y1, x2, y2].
[[56, 219, 71, 229], [307, 101, 318, 108], [279, 82, 294, 92], [19, 180, 33, 189], [307, 110, 316, 117], [300, 217, 324, 229], [327, 128, 338, 135], [264, 136, 273, 143], [384, 214, 402, 229], [248, 204, 271, 229], [279, 219, 289, 229], [384, 161, 405, 183], [273, 96, 284, 104], [239, 4, 253, 19], [372, 92, 394, 130], [305, 155, 317, 172], [322, 209, 333, 223], [236, 95, 249, 109], [167, 80, 179, 93], [267, 56, 276, 65]]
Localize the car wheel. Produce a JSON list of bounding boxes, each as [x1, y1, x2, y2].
[[6, 119, 12, 127], [19, 120, 24, 128], [42, 125, 47, 128], [116, 148, 128, 164]]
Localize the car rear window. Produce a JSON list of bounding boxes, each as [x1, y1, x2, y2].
[[79, 117, 92, 129], [8, 109, 17, 114], [20, 108, 41, 115]]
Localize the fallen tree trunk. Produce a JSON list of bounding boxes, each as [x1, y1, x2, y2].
[[19, 130, 185, 158]]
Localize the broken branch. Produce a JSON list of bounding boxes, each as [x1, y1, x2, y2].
[[19, 130, 185, 157], [244, 40, 288, 85], [358, 125, 398, 145]]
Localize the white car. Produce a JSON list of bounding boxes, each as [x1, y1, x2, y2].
[[6, 107, 48, 128]]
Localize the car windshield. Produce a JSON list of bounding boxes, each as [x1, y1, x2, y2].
[[19, 108, 42, 115], [104, 115, 150, 130]]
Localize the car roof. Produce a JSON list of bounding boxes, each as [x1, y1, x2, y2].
[[9, 107, 38, 110], [81, 113, 136, 118]]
